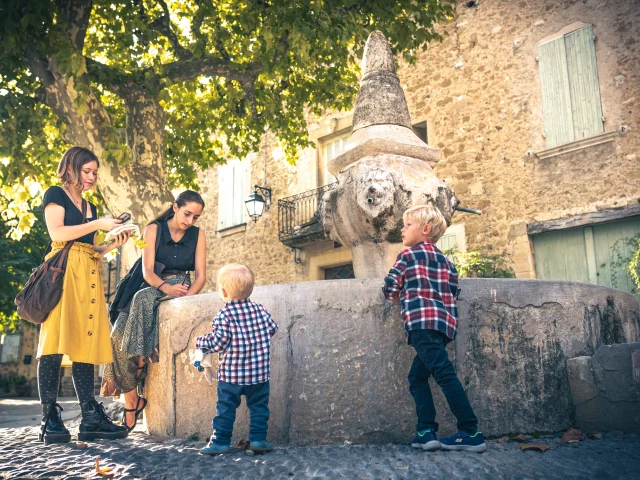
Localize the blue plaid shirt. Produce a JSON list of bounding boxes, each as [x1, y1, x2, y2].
[[195, 299, 278, 385], [382, 240, 459, 341]]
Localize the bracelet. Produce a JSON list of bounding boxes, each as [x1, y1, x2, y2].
[[157, 282, 167, 293]]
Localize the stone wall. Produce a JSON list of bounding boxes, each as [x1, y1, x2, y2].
[[145, 279, 640, 444], [194, 0, 640, 290], [0, 323, 39, 393]]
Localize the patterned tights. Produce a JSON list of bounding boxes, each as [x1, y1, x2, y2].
[[38, 354, 95, 405]]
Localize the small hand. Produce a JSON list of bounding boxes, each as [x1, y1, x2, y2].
[[111, 231, 131, 248], [98, 217, 123, 232], [162, 284, 189, 297]]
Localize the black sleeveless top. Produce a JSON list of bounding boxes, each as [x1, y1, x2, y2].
[[42, 186, 98, 245], [155, 221, 199, 271]]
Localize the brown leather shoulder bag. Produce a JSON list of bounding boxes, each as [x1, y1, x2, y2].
[[15, 200, 87, 324]]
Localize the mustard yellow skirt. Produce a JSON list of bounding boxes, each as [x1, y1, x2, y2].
[[36, 242, 113, 365]]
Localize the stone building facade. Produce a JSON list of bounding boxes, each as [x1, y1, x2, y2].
[[196, 0, 640, 294]]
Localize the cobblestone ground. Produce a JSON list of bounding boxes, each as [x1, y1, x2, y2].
[[1, 425, 639, 480]]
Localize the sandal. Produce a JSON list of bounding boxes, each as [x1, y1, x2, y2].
[[123, 396, 148, 433]]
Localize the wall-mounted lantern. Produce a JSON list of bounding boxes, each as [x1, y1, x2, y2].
[[245, 185, 272, 222]]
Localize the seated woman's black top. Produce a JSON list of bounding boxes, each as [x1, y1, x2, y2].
[[42, 186, 97, 245], [155, 221, 199, 271]]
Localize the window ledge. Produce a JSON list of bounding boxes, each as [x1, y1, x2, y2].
[[534, 131, 619, 160], [217, 223, 247, 237]]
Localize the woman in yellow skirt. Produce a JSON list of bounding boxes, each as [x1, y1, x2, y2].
[[38, 146, 130, 443]]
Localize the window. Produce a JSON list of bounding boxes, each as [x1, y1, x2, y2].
[[436, 224, 466, 256], [320, 132, 350, 185], [324, 263, 355, 280], [217, 160, 247, 231], [412, 121, 428, 144], [538, 24, 604, 148], [0, 334, 22, 364]]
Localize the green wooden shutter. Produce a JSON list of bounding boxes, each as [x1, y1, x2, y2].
[[592, 217, 640, 294], [436, 233, 458, 252], [533, 227, 590, 283], [538, 37, 574, 148], [565, 25, 604, 141]]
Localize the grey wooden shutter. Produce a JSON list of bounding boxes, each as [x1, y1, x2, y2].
[[538, 37, 575, 148], [565, 25, 604, 141]]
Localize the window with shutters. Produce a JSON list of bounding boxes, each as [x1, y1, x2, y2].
[[538, 24, 604, 148], [436, 224, 467, 258], [318, 131, 350, 185], [217, 159, 247, 231]]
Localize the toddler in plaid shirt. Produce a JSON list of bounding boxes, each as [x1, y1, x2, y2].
[[196, 263, 278, 455], [383, 204, 486, 453]]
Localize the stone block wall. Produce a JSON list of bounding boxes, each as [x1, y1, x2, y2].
[[145, 278, 640, 444], [568, 342, 640, 433]]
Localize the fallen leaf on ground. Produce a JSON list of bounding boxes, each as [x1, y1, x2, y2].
[[75, 442, 88, 448], [496, 436, 509, 443], [560, 428, 584, 442], [512, 434, 528, 443], [520, 444, 550, 453], [588, 433, 603, 440], [95, 457, 115, 478]]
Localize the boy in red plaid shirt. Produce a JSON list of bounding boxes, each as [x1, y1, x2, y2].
[[196, 264, 278, 455], [383, 205, 486, 453]]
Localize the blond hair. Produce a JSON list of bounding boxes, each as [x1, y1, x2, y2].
[[403, 204, 448, 242], [218, 264, 255, 299]]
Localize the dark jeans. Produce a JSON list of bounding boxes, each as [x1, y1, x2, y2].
[[211, 381, 270, 445], [408, 329, 478, 434]]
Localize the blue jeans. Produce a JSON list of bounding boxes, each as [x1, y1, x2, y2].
[[408, 329, 478, 434], [211, 381, 270, 445]]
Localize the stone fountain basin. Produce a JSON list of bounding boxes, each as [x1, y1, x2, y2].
[[145, 278, 640, 445]]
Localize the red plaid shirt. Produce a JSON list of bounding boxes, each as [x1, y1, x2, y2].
[[195, 299, 278, 385], [382, 240, 459, 341]]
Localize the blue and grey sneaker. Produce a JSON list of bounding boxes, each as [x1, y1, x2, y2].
[[411, 429, 441, 451], [201, 442, 232, 455], [439, 430, 487, 453], [249, 440, 273, 453]]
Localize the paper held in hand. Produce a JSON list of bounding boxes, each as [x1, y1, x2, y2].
[[104, 223, 140, 243]]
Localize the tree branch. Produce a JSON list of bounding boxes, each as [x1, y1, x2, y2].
[[23, 45, 55, 88], [85, 58, 133, 95], [149, 0, 193, 60], [55, 0, 93, 51], [163, 56, 261, 84]]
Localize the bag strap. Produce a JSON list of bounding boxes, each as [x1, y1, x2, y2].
[[52, 199, 87, 269], [155, 221, 163, 254]]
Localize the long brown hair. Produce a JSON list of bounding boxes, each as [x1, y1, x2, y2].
[[56, 147, 99, 189]]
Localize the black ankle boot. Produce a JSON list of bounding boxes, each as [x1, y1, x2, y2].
[[78, 400, 128, 441], [40, 403, 71, 444]]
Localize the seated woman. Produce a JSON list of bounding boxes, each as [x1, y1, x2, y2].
[[101, 190, 207, 431]]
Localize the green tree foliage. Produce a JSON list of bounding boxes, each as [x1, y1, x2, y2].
[[628, 238, 640, 294], [0, 205, 49, 332], [0, 0, 455, 238], [444, 249, 516, 279]]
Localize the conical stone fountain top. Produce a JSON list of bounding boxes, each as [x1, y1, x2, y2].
[[322, 31, 459, 278], [327, 31, 440, 178]]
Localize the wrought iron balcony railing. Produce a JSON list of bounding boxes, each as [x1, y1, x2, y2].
[[278, 182, 338, 247]]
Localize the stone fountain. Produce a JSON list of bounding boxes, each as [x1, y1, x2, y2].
[[323, 31, 459, 278], [144, 33, 640, 445]]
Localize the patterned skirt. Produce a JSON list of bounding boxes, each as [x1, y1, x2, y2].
[[101, 274, 188, 397]]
